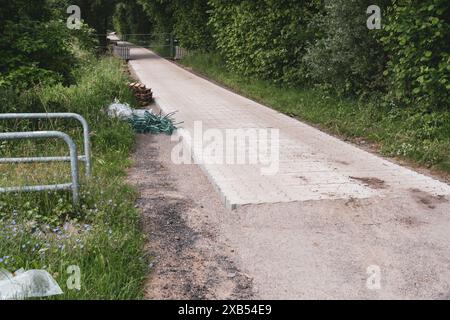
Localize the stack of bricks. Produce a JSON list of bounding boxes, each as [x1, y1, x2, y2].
[[129, 82, 153, 106]]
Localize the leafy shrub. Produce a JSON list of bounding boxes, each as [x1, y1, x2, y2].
[[0, 55, 146, 299], [380, 0, 450, 110], [208, 0, 321, 85], [0, 0, 97, 91], [303, 0, 389, 97], [113, 0, 153, 36], [132, 0, 212, 50], [171, 0, 213, 50]]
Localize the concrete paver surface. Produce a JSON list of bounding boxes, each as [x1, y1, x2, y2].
[[129, 48, 450, 209]]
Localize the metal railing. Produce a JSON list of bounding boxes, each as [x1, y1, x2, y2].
[[0, 113, 91, 177], [174, 46, 189, 60], [113, 45, 130, 61], [0, 113, 92, 205], [104, 33, 178, 59], [0, 131, 80, 205]]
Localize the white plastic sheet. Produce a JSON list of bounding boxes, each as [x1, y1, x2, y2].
[[106, 99, 151, 120], [0, 269, 63, 300], [106, 99, 134, 119]]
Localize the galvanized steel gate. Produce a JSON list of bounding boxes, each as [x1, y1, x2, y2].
[[107, 33, 182, 60]]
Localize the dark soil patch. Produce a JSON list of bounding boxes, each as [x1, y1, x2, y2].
[[349, 176, 388, 189], [409, 188, 448, 210], [128, 134, 253, 300]]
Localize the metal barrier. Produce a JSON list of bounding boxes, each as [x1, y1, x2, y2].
[[113, 45, 130, 61], [104, 33, 177, 59], [0, 113, 91, 177], [174, 46, 189, 60], [0, 131, 80, 205]]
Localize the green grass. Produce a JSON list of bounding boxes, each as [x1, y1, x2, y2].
[[0, 56, 148, 299], [181, 52, 450, 175]]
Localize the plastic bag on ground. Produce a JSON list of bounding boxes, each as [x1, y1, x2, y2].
[[107, 99, 134, 119], [106, 99, 152, 120], [0, 269, 63, 300]]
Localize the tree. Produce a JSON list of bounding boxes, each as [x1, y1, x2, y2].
[[0, 0, 77, 89], [302, 0, 389, 96], [72, 0, 118, 48]]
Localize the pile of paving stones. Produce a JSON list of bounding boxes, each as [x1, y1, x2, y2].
[[129, 82, 153, 106]]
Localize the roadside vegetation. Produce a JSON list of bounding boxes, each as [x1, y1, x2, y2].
[[0, 56, 148, 299], [1, 1, 147, 299]]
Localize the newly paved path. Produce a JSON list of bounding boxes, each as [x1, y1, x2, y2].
[[129, 48, 450, 299], [129, 48, 450, 209]]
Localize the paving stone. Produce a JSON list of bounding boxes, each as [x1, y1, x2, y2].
[[129, 48, 450, 209]]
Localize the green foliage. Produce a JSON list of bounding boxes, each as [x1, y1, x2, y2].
[[136, 0, 175, 34], [303, 0, 389, 96], [72, 0, 118, 42], [132, 0, 212, 50], [113, 0, 152, 36], [380, 0, 449, 110], [171, 0, 213, 50], [0, 19, 74, 89], [209, 0, 321, 85], [0, 56, 147, 299], [0, 0, 97, 91]]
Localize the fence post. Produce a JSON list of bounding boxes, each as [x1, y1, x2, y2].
[[170, 34, 175, 59]]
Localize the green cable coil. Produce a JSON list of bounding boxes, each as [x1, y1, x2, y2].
[[128, 111, 180, 135]]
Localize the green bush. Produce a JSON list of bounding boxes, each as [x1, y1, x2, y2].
[[136, 0, 175, 35], [131, 0, 212, 50], [0, 0, 98, 91], [172, 0, 213, 50], [0, 56, 147, 299], [0, 19, 75, 90], [113, 0, 152, 36], [380, 0, 450, 110], [208, 0, 321, 85], [303, 0, 389, 96]]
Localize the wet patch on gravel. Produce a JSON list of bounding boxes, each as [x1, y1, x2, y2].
[[127, 134, 253, 300], [349, 176, 388, 189], [409, 188, 448, 210]]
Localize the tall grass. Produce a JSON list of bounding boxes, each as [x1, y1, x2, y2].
[[0, 57, 148, 299], [181, 53, 450, 175]]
